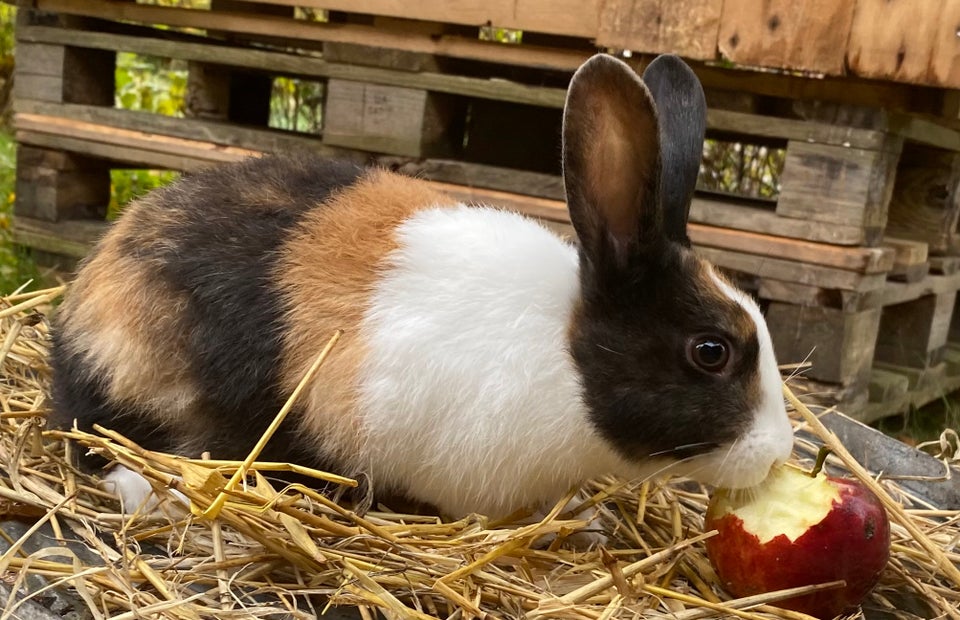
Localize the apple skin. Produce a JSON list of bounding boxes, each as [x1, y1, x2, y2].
[[705, 471, 890, 619]]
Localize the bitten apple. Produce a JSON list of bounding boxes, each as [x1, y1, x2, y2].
[[704, 463, 890, 619]]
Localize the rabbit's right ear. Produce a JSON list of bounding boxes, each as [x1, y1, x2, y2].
[[562, 54, 662, 269], [642, 54, 706, 246]]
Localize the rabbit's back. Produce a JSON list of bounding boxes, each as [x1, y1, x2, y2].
[[50, 156, 423, 466]]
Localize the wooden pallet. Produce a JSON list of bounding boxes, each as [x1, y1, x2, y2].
[[10, 2, 960, 421], [14, 14, 960, 249]]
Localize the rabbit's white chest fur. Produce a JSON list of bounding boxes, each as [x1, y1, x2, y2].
[[356, 205, 632, 518]]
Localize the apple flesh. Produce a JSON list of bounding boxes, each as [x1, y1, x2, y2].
[[705, 464, 890, 619]]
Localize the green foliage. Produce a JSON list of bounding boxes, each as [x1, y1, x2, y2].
[[109, 169, 180, 219], [0, 4, 15, 64], [0, 132, 41, 294], [110, 53, 186, 216], [699, 140, 785, 199], [115, 52, 188, 117], [874, 396, 960, 449], [270, 77, 323, 133], [479, 27, 523, 44]]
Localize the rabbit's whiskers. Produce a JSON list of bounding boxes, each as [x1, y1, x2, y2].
[[647, 441, 718, 459]]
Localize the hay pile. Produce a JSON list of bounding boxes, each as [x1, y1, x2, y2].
[[1, 286, 959, 620]]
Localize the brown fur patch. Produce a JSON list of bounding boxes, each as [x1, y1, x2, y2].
[[695, 258, 763, 404], [276, 169, 449, 464], [695, 260, 757, 345], [56, 195, 199, 425]]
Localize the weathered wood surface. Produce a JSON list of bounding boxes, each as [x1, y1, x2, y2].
[[324, 80, 466, 157], [766, 303, 882, 386], [718, 0, 856, 75], [886, 145, 960, 256], [48, 0, 951, 89], [776, 138, 902, 234], [597, 0, 722, 60], [11, 111, 905, 286], [847, 0, 960, 89], [884, 237, 931, 283], [876, 293, 957, 368], [21, 0, 960, 93], [805, 410, 960, 508], [13, 101, 931, 250], [18, 23, 941, 153]]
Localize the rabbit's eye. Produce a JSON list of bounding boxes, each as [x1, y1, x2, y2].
[[687, 336, 731, 373]]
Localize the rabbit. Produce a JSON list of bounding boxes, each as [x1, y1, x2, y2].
[[49, 53, 794, 520]]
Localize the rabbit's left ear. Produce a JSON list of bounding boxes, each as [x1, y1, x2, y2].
[[642, 54, 707, 246], [562, 54, 662, 268]]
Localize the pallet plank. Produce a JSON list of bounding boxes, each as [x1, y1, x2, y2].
[[236, 0, 600, 38], [717, 0, 856, 74], [24, 0, 958, 115], [884, 237, 930, 283], [847, 0, 960, 88], [12, 216, 108, 258], [689, 198, 866, 245], [882, 271, 960, 307], [692, 226, 894, 274], [758, 279, 882, 312], [596, 0, 723, 60]]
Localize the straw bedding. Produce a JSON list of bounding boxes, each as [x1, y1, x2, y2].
[[1, 285, 958, 620]]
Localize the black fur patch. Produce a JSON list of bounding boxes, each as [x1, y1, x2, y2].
[[571, 244, 760, 464], [54, 154, 364, 470]]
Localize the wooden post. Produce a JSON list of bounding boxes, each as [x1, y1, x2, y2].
[[13, 8, 113, 224], [14, 147, 109, 222], [323, 80, 467, 157], [765, 302, 882, 387], [876, 293, 957, 369], [776, 135, 902, 247], [184, 0, 286, 125]]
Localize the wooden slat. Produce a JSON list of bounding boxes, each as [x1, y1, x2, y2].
[[717, 0, 856, 74], [231, 0, 600, 38], [14, 99, 364, 161], [881, 271, 960, 307], [757, 279, 883, 312], [14, 111, 891, 287], [847, 0, 960, 89], [883, 237, 930, 283], [697, 247, 886, 292], [692, 226, 894, 273], [12, 216, 108, 258], [20, 22, 569, 108], [596, 0, 723, 60], [689, 198, 867, 246], [707, 108, 885, 150], [18, 26, 918, 151], [26, 0, 960, 111], [15, 113, 259, 162]]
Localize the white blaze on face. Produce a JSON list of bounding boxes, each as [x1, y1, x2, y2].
[[675, 268, 794, 489]]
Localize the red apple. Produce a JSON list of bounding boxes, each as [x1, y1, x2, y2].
[[704, 463, 890, 619]]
